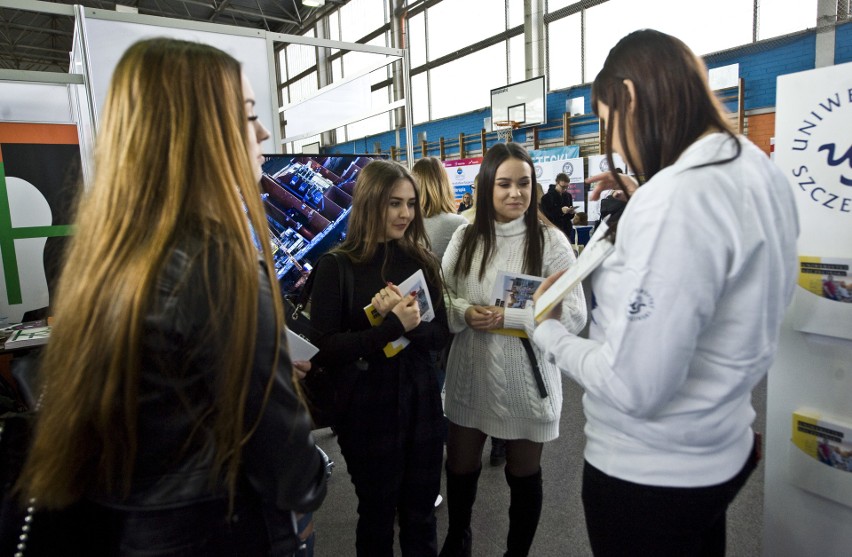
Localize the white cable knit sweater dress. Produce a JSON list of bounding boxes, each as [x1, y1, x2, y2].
[[442, 217, 587, 442]]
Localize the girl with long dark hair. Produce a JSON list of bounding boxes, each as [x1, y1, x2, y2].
[[440, 143, 586, 557], [533, 29, 798, 556], [310, 160, 450, 556]]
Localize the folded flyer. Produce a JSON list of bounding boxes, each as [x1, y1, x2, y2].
[[286, 328, 319, 362], [490, 270, 543, 338], [364, 269, 433, 357]]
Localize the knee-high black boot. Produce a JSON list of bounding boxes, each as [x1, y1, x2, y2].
[[504, 467, 543, 557], [438, 465, 481, 557]]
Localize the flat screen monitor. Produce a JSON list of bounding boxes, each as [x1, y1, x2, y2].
[[259, 153, 385, 297]]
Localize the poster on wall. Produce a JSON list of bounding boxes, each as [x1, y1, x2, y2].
[[0, 123, 81, 324], [530, 146, 583, 208], [775, 61, 852, 341], [444, 157, 482, 212]]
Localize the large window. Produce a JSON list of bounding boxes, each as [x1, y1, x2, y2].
[[411, 72, 430, 125], [408, 12, 427, 67], [426, 0, 506, 60], [583, 0, 752, 82], [758, 0, 819, 40], [547, 13, 581, 89], [508, 34, 526, 85], [278, 0, 825, 148], [508, 0, 525, 28], [430, 42, 508, 121], [339, 0, 386, 42]]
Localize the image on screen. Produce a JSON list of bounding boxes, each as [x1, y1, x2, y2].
[[259, 153, 384, 297]]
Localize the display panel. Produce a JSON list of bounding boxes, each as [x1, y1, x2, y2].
[[260, 153, 384, 297]]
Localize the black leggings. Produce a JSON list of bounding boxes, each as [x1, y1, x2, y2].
[[445, 422, 543, 477], [581, 441, 760, 557]]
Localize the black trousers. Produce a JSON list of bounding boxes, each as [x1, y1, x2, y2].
[[335, 361, 443, 557], [581, 440, 759, 557]]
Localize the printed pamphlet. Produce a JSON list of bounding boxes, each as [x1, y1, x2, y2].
[[792, 408, 852, 474], [364, 269, 433, 357], [4, 326, 50, 350], [286, 329, 319, 362], [490, 271, 544, 338]]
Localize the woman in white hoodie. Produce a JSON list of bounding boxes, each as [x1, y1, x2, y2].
[[532, 29, 798, 556]]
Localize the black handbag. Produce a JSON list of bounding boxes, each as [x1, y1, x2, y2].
[[285, 252, 354, 430]]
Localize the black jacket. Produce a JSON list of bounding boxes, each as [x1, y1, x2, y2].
[[96, 238, 327, 555], [540, 187, 574, 234]]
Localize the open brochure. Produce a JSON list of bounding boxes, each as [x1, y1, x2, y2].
[[3, 325, 50, 350], [286, 328, 319, 362], [364, 269, 434, 358], [490, 271, 544, 338], [534, 222, 615, 323]]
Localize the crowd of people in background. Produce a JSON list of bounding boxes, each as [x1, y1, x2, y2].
[[6, 26, 798, 557]]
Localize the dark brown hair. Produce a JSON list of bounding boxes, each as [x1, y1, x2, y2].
[[454, 143, 545, 280], [592, 29, 740, 239], [335, 159, 443, 294]]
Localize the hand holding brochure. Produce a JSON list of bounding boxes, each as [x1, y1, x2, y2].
[[490, 271, 544, 338], [286, 329, 319, 362], [534, 222, 614, 323], [364, 269, 434, 357]]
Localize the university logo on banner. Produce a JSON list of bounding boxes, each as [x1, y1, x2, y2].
[[775, 61, 852, 340]]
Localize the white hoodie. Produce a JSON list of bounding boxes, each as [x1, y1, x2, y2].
[[533, 133, 799, 487]]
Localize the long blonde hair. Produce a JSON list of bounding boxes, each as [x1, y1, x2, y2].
[[412, 156, 456, 217], [19, 38, 282, 508]]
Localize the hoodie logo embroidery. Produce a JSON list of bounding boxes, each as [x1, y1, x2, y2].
[[627, 288, 654, 321]]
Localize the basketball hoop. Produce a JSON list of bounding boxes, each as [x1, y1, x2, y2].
[[494, 120, 520, 143]]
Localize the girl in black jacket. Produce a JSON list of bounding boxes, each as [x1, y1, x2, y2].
[[310, 160, 450, 556]]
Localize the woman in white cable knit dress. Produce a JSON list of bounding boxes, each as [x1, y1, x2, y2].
[[438, 143, 587, 557]]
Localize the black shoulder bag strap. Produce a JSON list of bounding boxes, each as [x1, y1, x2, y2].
[[291, 252, 353, 329], [328, 252, 354, 330], [520, 337, 548, 399]]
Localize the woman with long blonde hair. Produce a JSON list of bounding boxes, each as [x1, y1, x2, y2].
[[412, 156, 467, 260], [17, 38, 326, 556]]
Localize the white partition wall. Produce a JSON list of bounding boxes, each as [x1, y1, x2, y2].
[[0, 71, 83, 323], [74, 9, 276, 148], [764, 61, 852, 556]]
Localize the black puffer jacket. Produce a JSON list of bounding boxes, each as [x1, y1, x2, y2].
[[94, 238, 327, 556]]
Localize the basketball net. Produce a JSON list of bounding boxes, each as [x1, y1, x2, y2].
[[495, 121, 518, 143]]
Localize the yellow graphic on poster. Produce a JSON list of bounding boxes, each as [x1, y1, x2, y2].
[[792, 408, 852, 473], [797, 256, 852, 302]]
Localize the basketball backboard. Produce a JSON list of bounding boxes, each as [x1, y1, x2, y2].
[[490, 76, 546, 132]]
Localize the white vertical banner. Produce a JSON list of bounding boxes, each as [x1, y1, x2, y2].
[[775, 62, 852, 341]]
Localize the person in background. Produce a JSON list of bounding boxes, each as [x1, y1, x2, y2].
[[440, 143, 586, 557], [539, 173, 575, 241], [588, 167, 627, 232], [572, 211, 588, 226], [532, 29, 798, 557], [457, 192, 473, 214], [460, 180, 477, 223], [309, 160, 450, 556], [18, 38, 327, 556], [411, 156, 468, 503], [412, 157, 468, 260]]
